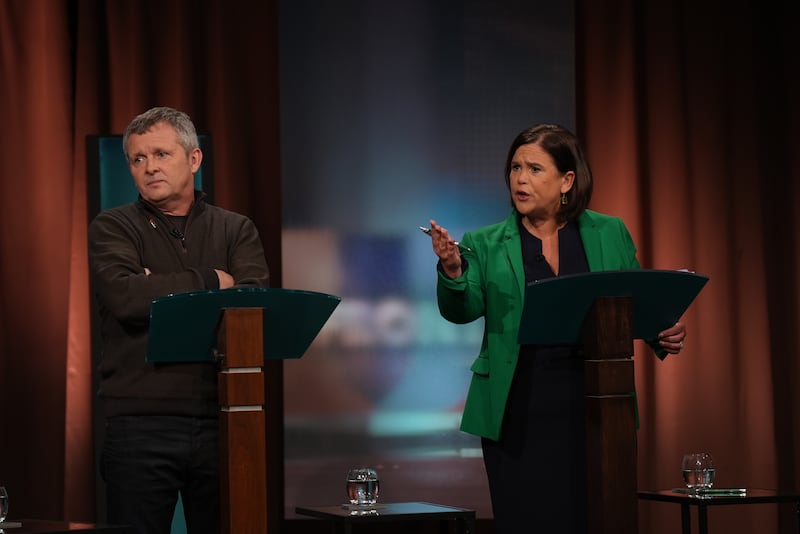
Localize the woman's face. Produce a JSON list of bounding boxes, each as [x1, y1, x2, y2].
[[508, 142, 574, 221]]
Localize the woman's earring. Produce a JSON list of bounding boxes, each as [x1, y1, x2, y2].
[[561, 193, 568, 205]]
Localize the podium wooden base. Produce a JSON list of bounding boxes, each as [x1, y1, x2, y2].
[[583, 297, 638, 534], [218, 309, 268, 534]]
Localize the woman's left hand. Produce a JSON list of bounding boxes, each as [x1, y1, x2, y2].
[[658, 321, 687, 354]]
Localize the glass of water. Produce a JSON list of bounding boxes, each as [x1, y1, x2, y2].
[[681, 452, 716, 490], [0, 485, 9, 523], [346, 468, 379, 506]]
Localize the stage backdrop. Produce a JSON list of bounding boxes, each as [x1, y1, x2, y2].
[[278, 0, 575, 517]]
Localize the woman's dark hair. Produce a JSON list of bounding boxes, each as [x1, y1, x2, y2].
[[503, 124, 593, 223]]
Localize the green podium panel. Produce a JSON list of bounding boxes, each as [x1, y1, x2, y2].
[[518, 269, 709, 346], [146, 287, 341, 363]]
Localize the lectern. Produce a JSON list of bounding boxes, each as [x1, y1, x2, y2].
[[146, 287, 341, 534], [518, 270, 708, 534]]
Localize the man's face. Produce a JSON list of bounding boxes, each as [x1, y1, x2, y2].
[[126, 121, 201, 215]]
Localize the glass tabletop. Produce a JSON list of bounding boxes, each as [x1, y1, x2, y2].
[[296, 501, 475, 520], [638, 489, 800, 505]]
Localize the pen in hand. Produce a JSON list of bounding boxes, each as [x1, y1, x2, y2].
[[418, 226, 472, 252]]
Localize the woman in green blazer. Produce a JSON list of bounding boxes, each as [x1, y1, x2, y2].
[[429, 124, 686, 533]]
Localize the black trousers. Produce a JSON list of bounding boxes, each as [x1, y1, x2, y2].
[[101, 415, 220, 534], [481, 347, 588, 534]]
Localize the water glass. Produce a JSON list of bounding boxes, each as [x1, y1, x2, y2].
[[0, 486, 8, 523], [346, 468, 379, 506], [681, 452, 716, 489]]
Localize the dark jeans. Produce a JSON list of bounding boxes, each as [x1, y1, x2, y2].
[[101, 415, 220, 534]]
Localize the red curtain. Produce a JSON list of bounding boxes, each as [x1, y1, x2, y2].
[[579, 1, 799, 532], [0, 1, 797, 533], [0, 0, 282, 523]]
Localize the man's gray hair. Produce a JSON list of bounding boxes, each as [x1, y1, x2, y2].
[[122, 107, 199, 158]]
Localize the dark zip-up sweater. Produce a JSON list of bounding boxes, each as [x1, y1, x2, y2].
[[88, 191, 269, 417]]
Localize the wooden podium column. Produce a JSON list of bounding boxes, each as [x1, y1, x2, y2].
[[582, 297, 638, 534], [217, 308, 268, 534]]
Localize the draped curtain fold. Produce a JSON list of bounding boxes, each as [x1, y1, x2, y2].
[[0, 0, 281, 522], [0, 1, 796, 533], [578, 1, 799, 532]]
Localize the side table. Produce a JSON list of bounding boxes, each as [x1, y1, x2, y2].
[[1, 519, 136, 533], [295, 501, 476, 534], [638, 489, 800, 534]]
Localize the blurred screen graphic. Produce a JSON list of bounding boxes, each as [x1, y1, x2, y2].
[[279, 0, 575, 517]]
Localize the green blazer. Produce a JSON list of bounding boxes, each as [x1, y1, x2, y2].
[[437, 210, 640, 441]]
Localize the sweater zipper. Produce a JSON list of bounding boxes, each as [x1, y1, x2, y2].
[[143, 199, 197, 251], [169, 227, 187, 250]]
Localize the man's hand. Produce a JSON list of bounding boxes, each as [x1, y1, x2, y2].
[[215, 269, 235, 289]]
